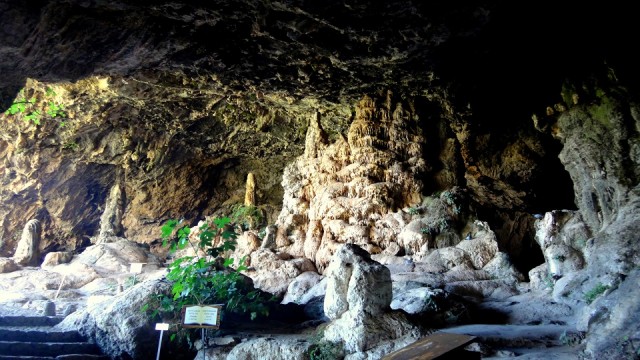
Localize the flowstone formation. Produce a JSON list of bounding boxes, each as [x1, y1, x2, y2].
[[276, 92, 426, 271]]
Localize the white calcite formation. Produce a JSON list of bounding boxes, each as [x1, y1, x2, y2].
[[276, 92, 426, 271]]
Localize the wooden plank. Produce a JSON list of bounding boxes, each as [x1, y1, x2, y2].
[[381, 332, 477, 360]]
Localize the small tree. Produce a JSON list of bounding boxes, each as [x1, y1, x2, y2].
[[145, 217, 272, 342]]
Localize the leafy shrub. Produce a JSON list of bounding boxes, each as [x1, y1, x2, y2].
[[230, 204, 264, 230], [307, 330, 344, 360], [584, 283, 609, 304], [144, 217, 272, 342], [4, 87, 67, 125]]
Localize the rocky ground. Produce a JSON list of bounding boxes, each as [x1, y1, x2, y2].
[[0, 232, 589, 360]]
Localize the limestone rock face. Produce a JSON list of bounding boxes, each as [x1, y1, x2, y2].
[[223, 336, 312, 360], [277, 93, 426, 270], [584, 269, 640, 359]]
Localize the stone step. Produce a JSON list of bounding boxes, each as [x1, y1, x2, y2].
[[0, 341, 102, 357], [0, 355, 110, 360], [0, 317, 63, 327], [0, 329, 85, 343]]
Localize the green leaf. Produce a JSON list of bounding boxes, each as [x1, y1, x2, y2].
[[214, 217, 231, 228], [223, 258, 234, 267], [221, 230, 236, 240], [161, 219, 179, 239], [45, 87, 56, 96], [170, 334, 176, 342], [199, 229, 214, 247]]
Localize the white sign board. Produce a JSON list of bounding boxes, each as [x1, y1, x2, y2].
[[130, 263, 146, 274], [182, 305, 222, 329], [155, 323, 169, 331]]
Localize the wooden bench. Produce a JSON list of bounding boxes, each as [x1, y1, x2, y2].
[[381, 332, 479, 360]]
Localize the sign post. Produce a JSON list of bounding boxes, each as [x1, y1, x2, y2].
[[155, 323, 169, 360], [129, 262, 146, 284], [181, 305, 223, 360]]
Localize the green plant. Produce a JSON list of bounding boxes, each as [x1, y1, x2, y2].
[[257, 227, 267, 239], [584, 283, 609, 304], [144, 217, 272, 343], [307, 330, 344, 360], [124, 275, 140, 289], [4, 87, 67, 125], [62, 141, 79, 151], [420, 226, 433, 235], [437, 218, 449, 232], [408, 207, 419, 216], [230, 204, 264, 230]]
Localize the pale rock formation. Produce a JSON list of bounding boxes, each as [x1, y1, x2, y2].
[[277, 93, 426, 271], [228, 336, 311, 360], [244, 248, 316, 296], [281, 271, 324, 304], [244, 172, 256, 206], [200, 336, 312, 360], [390, 287, 446, 314], [423, 247, 472, 271], [0, 257, 19, 273], [234, 231, 261, 259], [72, 239, 159, 275], [324, 244, 391, 320], [95, 179, 125, 244], [41, 251, 73, 267], [13, 219, 41, 266], [56, 277, 169, 359], [455, 221, 499, 269], [322, 244, 422, 354], [260, 224, 278, 249], [532, 210, 589, 279], [482, 252, 524, 282], [583, 269, 640, 358], [528, 263, 551, 291]]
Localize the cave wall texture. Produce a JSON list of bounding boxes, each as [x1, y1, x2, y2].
[[0, 3, 639, 353], [1, 1, 640, 358]]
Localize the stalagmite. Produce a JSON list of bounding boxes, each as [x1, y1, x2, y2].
[[96, 179, 125, 244], [13, 219, 41, 266], [244, 172, 256, 206]]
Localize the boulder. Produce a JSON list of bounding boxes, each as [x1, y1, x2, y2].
[[482, 252, 524, 282], [322, 244, 422, 353], [455, 226, 499, 269], [245, 249, 316, 297], [390, 287, 446, 314], [41, 251, 74, 267], [584, 269, 640, 359], [56, 277, 172, 359], [324, 244, 391, 319], [281, 271, 323, 305], [200, 335, 312, 360], [0, 257, 19, 273], [423, 247, 472, 271]]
